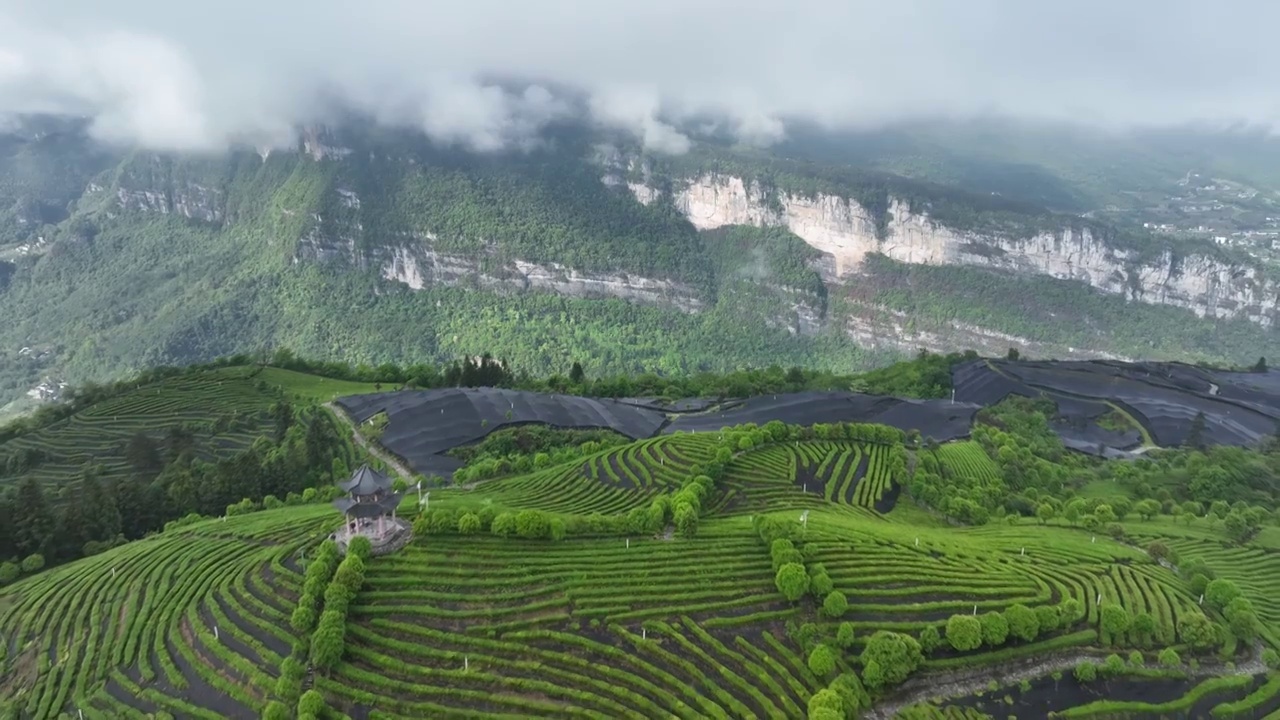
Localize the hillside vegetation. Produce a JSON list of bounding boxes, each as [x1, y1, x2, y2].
[[2, 356, 1280, 718], [3, 119, 1280, 411]]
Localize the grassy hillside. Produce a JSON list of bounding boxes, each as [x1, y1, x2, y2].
[[2, 371, 1280, 718]]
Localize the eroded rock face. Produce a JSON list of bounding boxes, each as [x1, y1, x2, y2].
[[377, 243, 704, 312], [291, 183, 706, 313], [631, 174, 1280, 327]]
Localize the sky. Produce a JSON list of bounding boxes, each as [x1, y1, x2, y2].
[[0, 0, 1277, 153]]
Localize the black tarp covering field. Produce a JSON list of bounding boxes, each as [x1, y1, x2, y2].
[[952, 359, 1280, 451], [335, 388, 667, 477], [334, 360, 1280, 476], [663, 391, 980, 442], [336, 388, 980, 476]]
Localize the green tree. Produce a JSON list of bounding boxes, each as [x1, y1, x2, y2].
[[262, 701, 291, 720], [822, 591, 849, 619], [945, 614, 983, 652], [918, 624, 941, 654], [1101, 653, 1126, 678], [1004, 603, 1040, 642], [297, 689, 326, 717], [807, 644, 838, 678], [1135, 499, 1161, 521], [491, 512, 517, 537], [1132, 611, 1156, 639], [1146, 540, 1169, 564], [0, 562, 18, 584], [979, 611, 1009, 647], [1158, 647, 1181, 667], [457, 512, 482, 534], [1177, 612, 1219, 651], [1204, 579, 1242, 611], [807, 688, 843, 718], [775, 563, 810, 602], [859, 631, 923, 689], [1074, 662, 1097, 682], [836, 621, 856, 649], [1035, 502, 1055, 524], [1035, 605, 1060, 634], [19, 553, 44, 573], [1128, 650, 1144, 667], [1100, 604, 1131, 636]]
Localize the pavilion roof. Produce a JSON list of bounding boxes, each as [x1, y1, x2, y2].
[[333, 493, 403, 518], [338, 465, 394, 496]]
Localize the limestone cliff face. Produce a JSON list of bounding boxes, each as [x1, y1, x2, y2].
[[292, 187, 704, 313], [630, 174, 1280, 327]]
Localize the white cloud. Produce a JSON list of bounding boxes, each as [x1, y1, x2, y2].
[[0, 1, 1278, 152]]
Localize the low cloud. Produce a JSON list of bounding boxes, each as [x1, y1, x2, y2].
[[2, 1, 1278, 153]]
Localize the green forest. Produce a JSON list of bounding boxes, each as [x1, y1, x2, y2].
[[1, 119, 1279, 414]]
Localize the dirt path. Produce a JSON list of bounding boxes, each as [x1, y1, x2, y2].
[[324, 402, 415, 484], [867, 644, 1266, 719]]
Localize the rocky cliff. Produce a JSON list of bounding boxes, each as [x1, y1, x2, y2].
[[628, 174, 1280, 327], [291, 186, 705, 313]]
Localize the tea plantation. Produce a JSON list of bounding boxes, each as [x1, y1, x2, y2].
[[2, 359, 1280, 719]]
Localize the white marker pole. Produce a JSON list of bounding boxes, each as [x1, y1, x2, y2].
[[214, 625, 219, 641], [626, 538, 630, 549], [972, 604, 977, 615], [915, 537, 919, 547], [465, 656, 469, 671], [1021, 547, 1025, 556], [1096, 593, 1102, 605], [642, 628, 647, 640]]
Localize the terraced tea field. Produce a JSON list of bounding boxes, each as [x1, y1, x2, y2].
[[721, 441, 905, 513], [0, 506, 335, 719], [0, 486, 1271, 719], [0, 367, 285, 497]]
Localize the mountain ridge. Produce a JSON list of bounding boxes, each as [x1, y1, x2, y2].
[[1, 118, 1279, 411]]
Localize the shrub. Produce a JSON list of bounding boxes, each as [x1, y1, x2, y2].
[[946, 614, 982, 652], [775, 563, 810, 602], [860, 631, 923, 689], [456, 512, 481, 534], [491, 512, 517, 537], [918, 624, 941, 654], [807, 688, 843, 716], [979, 611, 1009, 647], [297, 689, 326, 716], [262, 701, 291, 720], [1262, 648, 1279, 669], [0, 562, 18, 584], [289, 602, 317, 634], [1035, 604, 1060, 633], [1074, 662, 1097, 682], [1100, 605, 1131, 636], [1128, 650, 1144, 667], [808, 644, 838, 678], [1101, 653, 1126, 678], [822, 591, 849, 619], [1004, 603, 1040, 642], [1177, 612, 1219, 651], [810, 571, 835, 597], [19, 554, 44, 574], [836, 621, 856, 649], [346, 535, 373, 561], [1158, 647, 1181, 667], [1204, 579, 1242, 611]]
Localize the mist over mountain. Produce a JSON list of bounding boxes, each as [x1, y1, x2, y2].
[[3, 1, 1280, 154]]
